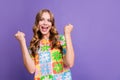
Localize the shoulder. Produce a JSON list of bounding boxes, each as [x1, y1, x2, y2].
[[58, 35, 66, 47], [58, 34, 65, 41]]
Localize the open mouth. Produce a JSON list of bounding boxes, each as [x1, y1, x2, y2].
[[41, 26, 49, 32]]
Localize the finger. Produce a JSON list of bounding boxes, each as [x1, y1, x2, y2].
[[14, 34, 19, 39], [23, 33, 25, 37], [69, 24, 73, 27], [21, 32, 25, 36], [14, 34, 17, 37], [17, 31, 20, 33]]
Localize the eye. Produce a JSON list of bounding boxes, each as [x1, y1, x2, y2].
[[40, 18, 44, 21], [48, 19, 52, 22]]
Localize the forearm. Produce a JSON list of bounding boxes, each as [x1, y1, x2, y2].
[[20, 41, 35, 74], [64, 34, 74, 67]]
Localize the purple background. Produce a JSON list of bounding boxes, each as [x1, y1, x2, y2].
[[0, 0, 120, 80]]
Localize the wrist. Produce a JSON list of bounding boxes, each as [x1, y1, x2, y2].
[[65, 33, 71, 40], [65, 32, 71, 36], [20, 39, 26, 44]]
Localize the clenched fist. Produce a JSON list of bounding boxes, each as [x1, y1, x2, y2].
[[14, 31, 26, 42], [64, 24, 73, 34]]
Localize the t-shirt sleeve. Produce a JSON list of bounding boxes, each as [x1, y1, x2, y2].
[[59, 35, 67, 55]]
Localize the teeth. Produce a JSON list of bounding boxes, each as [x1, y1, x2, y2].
[[42, 27, 48, 29], [41, 26, 48, 32]]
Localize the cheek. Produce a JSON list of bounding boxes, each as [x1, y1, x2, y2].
[[50, 23, 52, 27], [49, 23, 52, 27], [38, 22, 42, 27], [38, 21, 42, 25], [38, 24, 41, 30], [48, 21, 52, 25]]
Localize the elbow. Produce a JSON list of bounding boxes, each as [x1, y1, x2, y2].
[[27, 66, 35, 74], [25, 65, 35, 74], [68, 63, 74, 68], [66, 61, 74, 68], [29, 69, 35, 74], [28, 64, 36, 74], [30, 72, 35, 74], [64, 61, 74, 68], [64, 57, 74, 68], [67, 58, 74, 68]]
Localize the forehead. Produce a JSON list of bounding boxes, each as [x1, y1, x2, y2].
[[41, 12, 50, 18]]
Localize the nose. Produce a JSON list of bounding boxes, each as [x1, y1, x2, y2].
[[43, 20, 48, 25]]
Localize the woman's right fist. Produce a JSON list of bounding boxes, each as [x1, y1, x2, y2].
[[14, 31, 26, 42]]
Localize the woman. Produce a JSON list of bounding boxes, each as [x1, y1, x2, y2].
[[15, 9, 74, 80]]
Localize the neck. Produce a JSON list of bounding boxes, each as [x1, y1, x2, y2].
[[43, 33, 50, 39]]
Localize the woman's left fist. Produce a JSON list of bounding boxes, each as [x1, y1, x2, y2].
[[64, 24, 73, 34]]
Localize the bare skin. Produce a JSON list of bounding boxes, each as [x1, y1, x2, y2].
[[15, 12, 74, 74]]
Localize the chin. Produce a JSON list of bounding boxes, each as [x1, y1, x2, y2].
[[41, 31, 49, 35]]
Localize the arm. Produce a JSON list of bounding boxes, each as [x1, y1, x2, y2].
[[15, 31, 35, 74], [63, 24, 75, 68]]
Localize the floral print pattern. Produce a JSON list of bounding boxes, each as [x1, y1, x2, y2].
[[31, 35, 72, 80]]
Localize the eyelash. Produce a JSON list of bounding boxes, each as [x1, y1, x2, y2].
[[40, 18, 44, 21], [48, 19, 52, 22], [40, 18, 52, 22]]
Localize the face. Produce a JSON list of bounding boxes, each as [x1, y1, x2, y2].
[[38, 12, 52, 38]]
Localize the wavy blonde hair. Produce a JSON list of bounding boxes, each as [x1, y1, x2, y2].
[[30, 9, 63, 56]]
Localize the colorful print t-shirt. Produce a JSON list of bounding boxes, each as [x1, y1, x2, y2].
[[30, 35, 72, 80]]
